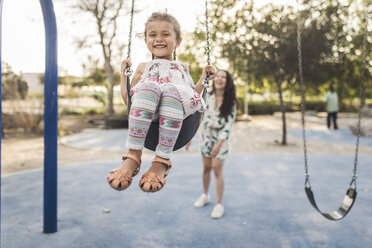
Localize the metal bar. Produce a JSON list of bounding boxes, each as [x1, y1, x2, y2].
[[40, 0, 58, 233], [0, 0, 4, 241]]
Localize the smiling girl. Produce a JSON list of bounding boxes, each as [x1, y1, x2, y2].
[[107, 12, 215, 193]]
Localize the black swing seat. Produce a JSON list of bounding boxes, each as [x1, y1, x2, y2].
[[144, 111, 202, 151], [305, 186, 357, 221]]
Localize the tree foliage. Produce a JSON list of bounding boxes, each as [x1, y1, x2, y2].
[[180, 0, 371, 145]]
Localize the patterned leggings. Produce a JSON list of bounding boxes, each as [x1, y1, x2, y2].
[[126, 81, 184, 159]]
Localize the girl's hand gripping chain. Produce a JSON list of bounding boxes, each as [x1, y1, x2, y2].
[[121, 59, 133, 75], [195, 65, 216, 94], [120, 59, 132, 105], [203, 65, 216, 81]]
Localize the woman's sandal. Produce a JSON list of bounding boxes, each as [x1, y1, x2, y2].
[[107, 153, 141, 191], [139, 157, 172, 193]]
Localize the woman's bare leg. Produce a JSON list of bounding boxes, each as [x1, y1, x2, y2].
[[212, 158, 225, 204], [202, 156, 212, 194]]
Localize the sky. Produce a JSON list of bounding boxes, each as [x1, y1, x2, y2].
[[1, 0, 297, 76]]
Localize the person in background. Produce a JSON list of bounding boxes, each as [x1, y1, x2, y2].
[[324, 84, 339, 130]]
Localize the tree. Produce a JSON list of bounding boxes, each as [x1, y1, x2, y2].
[[1, 63, 29, 100], [200, 1, 298, 144], [299, 0, 371, 108], [180, 0, 370, 142], [252, 5, 302, 145], [75, 0, 126, 116], [300, 0, 351, 109]]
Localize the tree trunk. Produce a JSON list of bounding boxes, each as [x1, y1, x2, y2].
[[276, 80, 287, 145], [104, 60, 115, 116]]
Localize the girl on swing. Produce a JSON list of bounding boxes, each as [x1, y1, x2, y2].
[[107, 12, 215, 193]]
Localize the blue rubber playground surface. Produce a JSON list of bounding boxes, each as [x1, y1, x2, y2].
[[288, 128, 372, 147], [2, 129, 372, 248], [60, 127, 372, 153]]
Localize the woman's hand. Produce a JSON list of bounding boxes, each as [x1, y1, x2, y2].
[[210, 140, 223, 158], [121, 59, 132, 75], [202, 65, 216, 81]]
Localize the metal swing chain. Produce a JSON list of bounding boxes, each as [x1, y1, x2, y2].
[[125, 0, 135, 77], [124, 0, 135, 109], [296, 0, 310, 188], [351, 0, 370, 188], [204, 0, 211, 89]]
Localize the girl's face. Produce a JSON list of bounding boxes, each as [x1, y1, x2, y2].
[[145, 20, 181, 60], [213, 71, 227, 90]]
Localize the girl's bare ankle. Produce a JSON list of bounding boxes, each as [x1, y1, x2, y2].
[[128, 149, 142, 159], [152, 156, 169, 173], [119, 150, 141, 172]]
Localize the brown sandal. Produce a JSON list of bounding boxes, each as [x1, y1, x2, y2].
[[139, 157, 172, 193], [107, 153, 141, 191]]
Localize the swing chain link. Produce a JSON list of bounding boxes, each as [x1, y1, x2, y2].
[[305, 174, 311, 188], [125, 66, 133, 77], [204, 0, 211, 88], [350, 175, 357, 189], [125, 0, 135, 77], [351, 0, 370, 189], [296, 0, 310, 187]]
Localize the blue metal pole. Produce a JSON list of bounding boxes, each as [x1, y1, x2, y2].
[[0, 0, 3, 241], [40, 0, 58, 233]]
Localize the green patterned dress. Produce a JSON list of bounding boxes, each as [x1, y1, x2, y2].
[[200, 93, 237, 159]]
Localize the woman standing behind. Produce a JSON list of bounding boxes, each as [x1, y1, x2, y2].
[[194, 70, 238, 219]]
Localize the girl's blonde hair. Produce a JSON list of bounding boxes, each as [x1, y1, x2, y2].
[[144, 12, 182, 43]]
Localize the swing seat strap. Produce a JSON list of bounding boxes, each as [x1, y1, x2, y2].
[[305, 187, 357, 221]]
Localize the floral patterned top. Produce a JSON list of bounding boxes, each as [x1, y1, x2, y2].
[[202, 93, 237, 140], [131, 59, 205, 117]]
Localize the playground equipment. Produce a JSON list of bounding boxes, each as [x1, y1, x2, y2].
[[0, 0, 59, 233], [124, 0, 212, 151], [296, 0, 369, 220]]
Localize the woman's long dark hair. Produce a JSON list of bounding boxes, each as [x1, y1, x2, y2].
[[210, 70, 238, 119]]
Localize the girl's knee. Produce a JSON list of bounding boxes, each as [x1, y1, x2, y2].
[[162, 84, 182, 100], [131, 82, 162, 109], [135, 81, 162, 96], [163, 84, 177, 92]]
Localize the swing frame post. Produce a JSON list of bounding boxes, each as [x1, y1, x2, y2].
[[40, 0, 59, 233], [0, 0, 58, 233], [0, 0, 4, 241]]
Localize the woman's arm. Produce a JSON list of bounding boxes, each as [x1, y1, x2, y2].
[[210, 106, 237, 158], [120, 61, 146, 105], [218, 106, 237, 141]]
